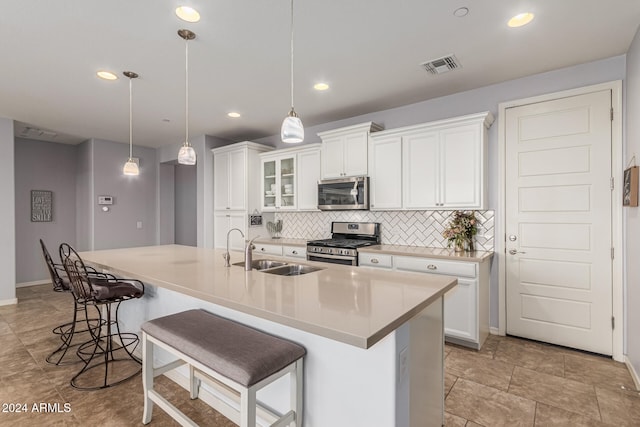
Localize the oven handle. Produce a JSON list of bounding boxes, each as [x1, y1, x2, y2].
[[307, 253, 356, 262]]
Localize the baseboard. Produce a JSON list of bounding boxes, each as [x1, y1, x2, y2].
[[625, 356, 640, 391], [16, 279, 49, 288], [489, 327, 503, 336], [0, 298, 18, 306]]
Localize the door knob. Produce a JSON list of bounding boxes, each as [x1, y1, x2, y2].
[[508, 249, 526, 255], [509, 235, 517, 241]]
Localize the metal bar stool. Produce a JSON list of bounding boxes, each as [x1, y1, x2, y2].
[[59, 243, 145, 390], [40, 239, 104, 366]]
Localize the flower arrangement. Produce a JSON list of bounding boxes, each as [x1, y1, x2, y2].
[[442, 210, 478, 251]]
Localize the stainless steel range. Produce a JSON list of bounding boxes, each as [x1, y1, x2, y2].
[[307, 222, 381, 266]]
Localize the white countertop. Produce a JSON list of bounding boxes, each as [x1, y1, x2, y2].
[[254, 237, 308, 247], [80, 244, 456, 349]]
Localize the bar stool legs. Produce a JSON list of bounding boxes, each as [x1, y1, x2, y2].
[[46, 301, 102, 366]]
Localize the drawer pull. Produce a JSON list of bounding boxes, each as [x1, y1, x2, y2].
[[260, 248, 265, 252], [292, 250, 298, 255], [371, 258, 379, 264], [427, 264, 438, 270]]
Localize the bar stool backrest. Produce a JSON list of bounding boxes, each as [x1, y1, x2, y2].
[[39, 239, 68, 292], [59, 243, 93, 302]]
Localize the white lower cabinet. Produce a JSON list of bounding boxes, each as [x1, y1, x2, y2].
[[283, 245, 306, 259], [214, 212, 247, 251], [361, 252, 489, 349], [254, 243, 283, 256]]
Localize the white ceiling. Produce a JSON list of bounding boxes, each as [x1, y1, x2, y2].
[[2, 1, 640, 148]]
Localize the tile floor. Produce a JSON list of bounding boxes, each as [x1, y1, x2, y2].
[[1, 284, 640, 426]]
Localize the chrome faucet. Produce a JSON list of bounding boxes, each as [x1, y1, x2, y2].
[[223, 228, 244, 267], [244, 236, 260, 271]]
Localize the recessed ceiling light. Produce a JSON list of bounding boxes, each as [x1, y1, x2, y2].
[[96, 71, 118, 80], [175, 6, 200, 23], [453, 7, 469, 18], [508, 12, 534, 28], [227, 112, 241, 118], [314, 83, 329, 91]]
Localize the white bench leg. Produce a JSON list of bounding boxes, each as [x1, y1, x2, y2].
[[240, 387, 257, 427], [142, 331, 154, 425], [189, 364, 200, 399], [293, 359, 303, 427]]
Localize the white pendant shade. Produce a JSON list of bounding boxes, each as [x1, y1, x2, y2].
[[281, 114, 304, 143], [178, 144, 196, 165], [123, 159, 139, 175]]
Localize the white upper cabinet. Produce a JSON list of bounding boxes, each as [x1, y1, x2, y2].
[[369, 112, 493, 210], [318, 122, 383, 179], [260, 144, 321, 212], [212, 141, 273, 212]]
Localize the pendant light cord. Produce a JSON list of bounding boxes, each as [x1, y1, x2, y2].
[[290, 0, 295, 110], [185, 37, 190, 146], [129, 76, 133, 159]]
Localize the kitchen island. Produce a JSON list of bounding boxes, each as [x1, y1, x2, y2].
[[81, 244, 456, 427]]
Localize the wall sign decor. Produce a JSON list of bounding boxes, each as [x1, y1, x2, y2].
[[623, 166, 638, 207], [31, 190, 53, 222]]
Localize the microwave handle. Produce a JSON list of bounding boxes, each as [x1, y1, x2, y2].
[[351, 180, 358, 203]]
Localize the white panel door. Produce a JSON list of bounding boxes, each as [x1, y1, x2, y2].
[[441, 125, 481, 208], [369, 135, 402, 210], [321, 137, 344, 179], [505, 89, 613, 355], [403, 131, 439, 209], [297, 149, 321, 210], [228, 149, 246, 210], [343, 132, 368, 176], [213, 151, 229, 209]]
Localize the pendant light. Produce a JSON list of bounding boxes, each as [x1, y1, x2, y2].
[[122, 71, 139, 176], [281, 0, 304, 143], [177, 29, 197, 165]]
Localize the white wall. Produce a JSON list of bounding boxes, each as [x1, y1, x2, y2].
[[256, 55, 627, 329], [0, 118, 15, 304], [14, 138, 77, 283], [625, 26, 640, 379]]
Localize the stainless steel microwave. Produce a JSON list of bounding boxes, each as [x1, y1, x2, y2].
[[317, 176, 369, 210]]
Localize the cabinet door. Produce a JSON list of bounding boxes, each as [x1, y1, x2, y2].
[[262, 158, 277, 211], [440, 124, 481, 208], [369, 135, 402, 210], [297, 149, 320, 210], [214, 212, 246, 251], [403, 131, 440, 209], [213, 152, 230, 209], [321, 137, 345, 179], [279, 155, 296, 210], [228, 149, 247, 210], [444, 278, 477, 341], [255, 243, 283, 256], [343, 132, 368, 176]]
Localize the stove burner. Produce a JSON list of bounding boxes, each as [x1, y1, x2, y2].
[[306, 222, 381, 266]]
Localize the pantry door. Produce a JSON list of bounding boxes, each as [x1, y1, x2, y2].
[[505, 89, 613, 355]]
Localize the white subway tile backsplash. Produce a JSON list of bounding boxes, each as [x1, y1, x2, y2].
[[274, 210, 494, 251]]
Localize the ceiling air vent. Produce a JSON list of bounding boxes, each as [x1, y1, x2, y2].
[[421, 54, 461, 75]]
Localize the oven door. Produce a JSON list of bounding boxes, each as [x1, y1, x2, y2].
[[317, 176, 369, 210], [307, 253, 358, 266]]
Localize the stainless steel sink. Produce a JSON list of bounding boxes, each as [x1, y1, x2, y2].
[[232, 259, 288, 270], [262, 264, 325, 276]]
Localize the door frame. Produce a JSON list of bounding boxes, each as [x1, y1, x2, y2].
[[497, 80, 624, 361]]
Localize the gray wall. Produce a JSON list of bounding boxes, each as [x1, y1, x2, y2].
[[0, 118, 15, 303], [90, 138, 157, 250], [256, 55, 627, 331], [158, 163, 175, 245], [174, 164, 197, 246], [75, 140, 93, 251], [15, 138, 77, 283], [625, 27, 640, 380]]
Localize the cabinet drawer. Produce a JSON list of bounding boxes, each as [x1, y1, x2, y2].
[[254, 244, 283, 256], [283, 246, 306, 259], [359, 253, 393, 269], [394, 256, 476, 278]]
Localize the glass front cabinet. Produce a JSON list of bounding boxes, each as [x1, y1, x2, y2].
[[261, 154, 297, 211]]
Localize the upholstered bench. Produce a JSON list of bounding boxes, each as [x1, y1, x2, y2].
[[141, 309, 306, 427]]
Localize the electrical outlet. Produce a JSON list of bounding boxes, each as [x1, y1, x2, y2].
[[136, 221, 143, 229], [398, 346, 408, 384]]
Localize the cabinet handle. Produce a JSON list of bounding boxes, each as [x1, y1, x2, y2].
[[261, 248, 265, 252], [427, 264, 437, 270], [226, 207, 230, 210], [371, 258, 379, 264], [371, 204, 375, 208], [292, 250, 298, 255]]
